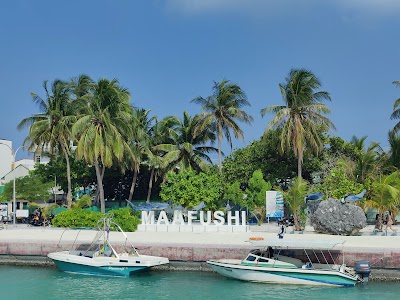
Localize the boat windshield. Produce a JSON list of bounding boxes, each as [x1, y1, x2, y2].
[[244, 254, 257, 262]]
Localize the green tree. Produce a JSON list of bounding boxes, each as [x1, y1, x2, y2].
[[0, 173, 53, 202], [224, 181, 246, 207], [143, 116, 176, 203], [153, 112, 217, 172], [160, 169, 223, 210], [126, 108, 156, 201], [388, 131, 400, 170], [72, 78, 132, 213], [261, 69, 335, 179], [350, 135, 385, 183], [222, 130, 322, 189], [18, 79, 75, 207], [282, 177, 309, 231], [33, 151, 95, 199], [319, 161, 365, 200], [390, 80, 400, 135], [245, 170, 272, 210], [191, 79, 253, 172], [366, 171, 400, 230]]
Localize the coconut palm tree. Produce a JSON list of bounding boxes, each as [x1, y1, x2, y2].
[[126, 108, 156, 201], [18, 79, 76, 207], [72, 78, 132, 213], [350, 135, 385, 183], [153, 112, 217, 172], [142, 116, 177, 203], [365, 171, 400, 230], [261, 69, 335, 179], [191, 79, 253, 172], [389, 130, 400, 170], [390, 80, 400, 135]]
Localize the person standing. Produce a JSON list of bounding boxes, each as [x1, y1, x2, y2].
[[385, 212, 397, 233]]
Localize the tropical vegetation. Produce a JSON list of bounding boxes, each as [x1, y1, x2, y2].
[[261, 69, 335, 179], [1, 70, 398, 232]]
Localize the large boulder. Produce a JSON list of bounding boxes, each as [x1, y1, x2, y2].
[[311, 198, 367, 236]]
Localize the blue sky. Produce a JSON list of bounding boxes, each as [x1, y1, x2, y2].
[[0, 0, 399, 162]]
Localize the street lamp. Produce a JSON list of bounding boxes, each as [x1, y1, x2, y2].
[[0, 142, 22, 227]]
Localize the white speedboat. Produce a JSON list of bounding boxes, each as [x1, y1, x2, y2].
[[207, 238, 368, 287], [48, 216, 169, 277]]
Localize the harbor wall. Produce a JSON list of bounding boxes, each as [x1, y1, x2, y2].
[[0, 240, 400, 280]]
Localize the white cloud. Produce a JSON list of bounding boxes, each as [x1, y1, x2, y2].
[[164, 0, 400, 19], [164, 0, 301, 17], [337, 0, 400, 15]]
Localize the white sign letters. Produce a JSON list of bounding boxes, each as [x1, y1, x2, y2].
[[141, 210, 247, 226]]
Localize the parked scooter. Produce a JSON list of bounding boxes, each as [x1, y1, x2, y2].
[[29, 209, 53, 226], [278, 215, 294, 227]]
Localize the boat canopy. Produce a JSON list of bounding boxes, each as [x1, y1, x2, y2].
[[248, 238, 346, 250]]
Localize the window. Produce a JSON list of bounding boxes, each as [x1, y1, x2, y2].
[[245, 255, 257, 262], [35, 155, 41, 163]]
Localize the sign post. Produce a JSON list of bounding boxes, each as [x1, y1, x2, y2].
[[266, 191, 284, 224]]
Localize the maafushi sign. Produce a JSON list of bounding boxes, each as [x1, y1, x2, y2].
[[141, 210, 247, 226]]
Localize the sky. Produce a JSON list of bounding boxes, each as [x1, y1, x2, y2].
[[0, 0, 399, 163]]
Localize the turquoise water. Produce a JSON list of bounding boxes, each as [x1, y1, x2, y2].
[[1, 266, 400, 300]]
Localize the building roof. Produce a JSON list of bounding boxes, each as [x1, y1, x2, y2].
[[0, 164, 30, 180]]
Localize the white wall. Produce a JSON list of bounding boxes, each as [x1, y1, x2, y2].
[[0, 139, 13, 180], [16, 159, 35, 170], [2, 165, 30, 184]]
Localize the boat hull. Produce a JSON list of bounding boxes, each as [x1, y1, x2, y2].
[[48, 252, 169, 277], [207, 260, 358, 287]]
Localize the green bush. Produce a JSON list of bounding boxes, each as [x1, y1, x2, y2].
[[51, 207, 140, 232], [107, 208, 141, 232], [52, 209, 102, 228]]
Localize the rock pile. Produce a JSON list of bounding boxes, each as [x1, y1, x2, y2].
[[311, 198, 366, 236]]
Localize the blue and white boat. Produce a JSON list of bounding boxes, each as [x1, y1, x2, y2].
[[207, 238, 365, 287], [48, 216, 169, 277]]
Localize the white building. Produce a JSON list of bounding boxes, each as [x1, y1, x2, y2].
[[1, 164, 33, 185], [0, 139, 13, 180], [0, 139, 36, 216]]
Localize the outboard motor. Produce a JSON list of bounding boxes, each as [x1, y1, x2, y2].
[[354, 260, 371, 283]]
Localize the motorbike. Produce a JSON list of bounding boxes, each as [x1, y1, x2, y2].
[[29, 213, 54, 227], [278, 215, 295, 227]]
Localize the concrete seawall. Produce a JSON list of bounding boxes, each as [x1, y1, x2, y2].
[[1, 225, 400, 281]]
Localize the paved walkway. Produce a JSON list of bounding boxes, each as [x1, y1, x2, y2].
[[1, 222, 399, 251]]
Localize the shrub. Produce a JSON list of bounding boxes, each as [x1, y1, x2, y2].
[[51, 207, 140, 232], [107, 208, 141, 232], [52, 209, 102, 228]]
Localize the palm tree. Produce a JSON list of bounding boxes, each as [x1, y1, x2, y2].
[[191, 79, 253, 172], [72, 78, 132, 213], [153, 112, 218, 172], [389, 130, 400, 170], [282, 177, 309, 231], [350, 135, 385, 183], [126, 108, 156, 201], [365, 171, 400, 230], [142, 116, 177, 203], [261, 69, 335, 178], [390, 80, 400, 135], [18, 79, 75, 207]]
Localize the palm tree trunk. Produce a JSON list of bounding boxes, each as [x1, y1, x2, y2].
[[217, 133, 222, 173], [294, 212, 301, 231], [147, 168, 154, 203], [60, 142, 73, 208], [94, 158, 105, 213], [297, 156, 302, 179], [297, 146, 303, 178], [128, 169, 138, 201]]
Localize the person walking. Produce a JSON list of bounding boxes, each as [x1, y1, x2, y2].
[[385, 212, 397, 234]]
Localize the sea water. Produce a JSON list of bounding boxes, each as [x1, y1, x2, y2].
[[1, 265, 399, 300]]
